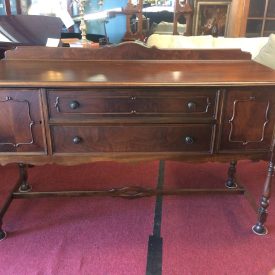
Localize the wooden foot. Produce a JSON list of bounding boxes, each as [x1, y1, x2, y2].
[[225, 160, 238, 188], [252, 161, 274, 236], [0, 220, 7, 241], [0, 163, 32, 241], [18, 163, 32, 193], [0, 229, 7, 241], [252, 195, 269, 235], [252, 223, 268, 235]]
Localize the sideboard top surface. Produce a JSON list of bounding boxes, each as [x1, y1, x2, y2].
[[0, 59, 275, 87], [0, 43, 275, 87]]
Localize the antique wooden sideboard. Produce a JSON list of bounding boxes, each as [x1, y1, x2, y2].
[[0, 43, 275, 241]]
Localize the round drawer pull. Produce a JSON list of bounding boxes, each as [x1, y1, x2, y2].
[[187, 102, 196, 110], [185, 136, 194, 144], [72, 136, 82, 144], [69, 100, 80, 110]]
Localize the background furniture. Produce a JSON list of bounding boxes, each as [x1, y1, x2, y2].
[[1, 0, 274, 40], [0, 15, 63, 58], [227, 0, 275, 37], [246, 0, 275, 37], [227, 0, 250, 37], [0, 0, 22, 15], [146, 33, 270, 59]]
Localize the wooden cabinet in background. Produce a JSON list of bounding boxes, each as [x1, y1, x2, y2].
[[227, 0, 250, 37], [227, 0, 275, 37], [246, 0, 275, 37], [0, 0, 22, 15]]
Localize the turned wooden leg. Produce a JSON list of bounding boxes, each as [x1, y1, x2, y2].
[[225, 160, 238, 188], [252, 161, 274, 235], [18, 163, 32, 193], [0, 163, 30, 241], [0, 220, 7, 241]]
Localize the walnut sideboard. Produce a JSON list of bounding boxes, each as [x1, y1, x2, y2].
[[0, 43, 275, 241]]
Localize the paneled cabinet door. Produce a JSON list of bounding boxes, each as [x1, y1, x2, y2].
[[0, 89, 46, 153], [219, 87, 275, 151]]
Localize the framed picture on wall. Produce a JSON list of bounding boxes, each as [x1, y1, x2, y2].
[[193, 0, 231, 36]]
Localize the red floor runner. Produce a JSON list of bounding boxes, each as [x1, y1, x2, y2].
[[0, 162, 158, 275], [162, 161, 275, 275], [0, 161, 274, 274]]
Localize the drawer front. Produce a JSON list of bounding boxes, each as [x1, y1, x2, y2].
[[52, 124, 213, 153], [47, 88, 217, 119]]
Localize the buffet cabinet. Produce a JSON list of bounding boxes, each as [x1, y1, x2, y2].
[[1, 44, 275, 241]]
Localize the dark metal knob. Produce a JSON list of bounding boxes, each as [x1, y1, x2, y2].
[[72, 136, 82, 144], [185, 136, 194, 144], [69, 100, 80, 110], [187, 102, 196, 110]]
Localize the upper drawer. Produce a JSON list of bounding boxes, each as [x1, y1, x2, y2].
[[47, 88, 217, 120]]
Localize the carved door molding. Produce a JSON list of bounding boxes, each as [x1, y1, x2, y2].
[[219, 88, 275, 151], [228, 96, 270, 145], [0, 96, 35, 148]]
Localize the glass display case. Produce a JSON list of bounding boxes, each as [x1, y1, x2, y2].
[[246, 0, 275, 37]]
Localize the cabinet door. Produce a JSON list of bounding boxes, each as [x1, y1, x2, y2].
[[219, 87, 275, 151], [0, 89, 46, 153]]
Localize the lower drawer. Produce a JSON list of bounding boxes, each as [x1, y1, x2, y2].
[[51, 124, 213, 153]]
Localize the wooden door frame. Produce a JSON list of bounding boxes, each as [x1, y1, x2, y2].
[[4, 0, 22, 15]]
